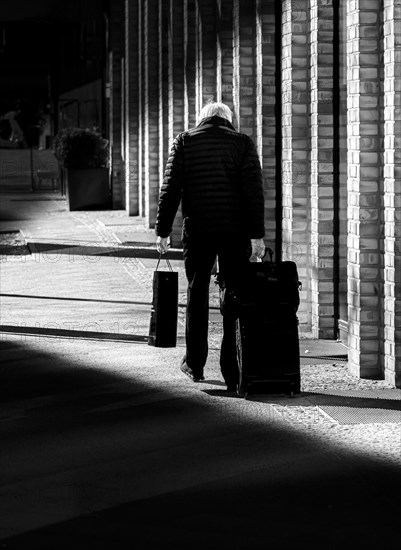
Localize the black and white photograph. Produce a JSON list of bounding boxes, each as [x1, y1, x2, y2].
[[0, 0, 400, 548]]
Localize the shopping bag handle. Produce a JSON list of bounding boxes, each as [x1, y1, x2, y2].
[[156, 253, 173, 272]]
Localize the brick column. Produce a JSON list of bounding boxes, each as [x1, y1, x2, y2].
[[281, 0, 310, 330], [143, 0, 160, 227], [185, 0, 197, 128], [309, 0, 336, 338], [347, 1, 383, 378], [383, 0, 401, 386], [232, 0, 257, 137], [168, 0, 185, 246], [258, 0, 278, 249], [124, 0, 141, 215], [255, 0, 263, 159], [232, 0, 240, 124], [159, 0, 169, 185], [108, 0, 125, 209], [194, 1, 202, 120], [220, 0, 234, 108], [197, 0, 218, 106], [216, 0, 222, 102]]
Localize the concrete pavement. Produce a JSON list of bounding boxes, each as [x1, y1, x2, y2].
[[0, 190, 400, 549]]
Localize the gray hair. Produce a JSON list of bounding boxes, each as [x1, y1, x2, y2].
[[198, 102, 233, 124]]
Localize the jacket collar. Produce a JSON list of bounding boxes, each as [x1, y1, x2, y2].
[[197, 115, 236, 131]]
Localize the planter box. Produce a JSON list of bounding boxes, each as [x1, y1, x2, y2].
[[66, 168, 111, 211]]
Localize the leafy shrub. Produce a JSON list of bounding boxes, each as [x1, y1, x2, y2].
[[54, 128, 108, 169]]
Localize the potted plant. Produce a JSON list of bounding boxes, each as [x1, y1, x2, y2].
[[54, 127, 111, 211]]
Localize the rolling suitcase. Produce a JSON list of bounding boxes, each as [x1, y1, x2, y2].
[[235, 255, 301, 398]]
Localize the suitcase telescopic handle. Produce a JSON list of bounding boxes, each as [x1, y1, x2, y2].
[[265, 247, 273, 262]]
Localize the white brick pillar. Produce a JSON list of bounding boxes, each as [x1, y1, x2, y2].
[[232, 0, 240, 121], [281, 0, 310, 331], [185, 0, 197, 129], [233, 0, 258, 137], [383, 0, 401, 387], [109, 0, 125, 209], [197, 0, 218, 106], [257, 0, 277, 247], [347, 0, 383, 378], [220, 0, 234, 108], [168, 0, 185, 246], [309, 0, 336, 339], [124, 0, 141, 215], [158, 0, 168, 190], [143, 0, 160, 227]]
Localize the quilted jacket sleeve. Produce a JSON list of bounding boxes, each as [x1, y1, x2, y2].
[[241, 135, 265, 239], [155, 134, 184, 238]]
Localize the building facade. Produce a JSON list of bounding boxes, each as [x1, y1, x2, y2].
[[106, 0, 400, 387]]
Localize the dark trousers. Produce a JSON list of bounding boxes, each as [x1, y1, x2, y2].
[[182, 232, 250, 385]]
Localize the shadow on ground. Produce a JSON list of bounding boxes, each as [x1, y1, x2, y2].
[[0, 338, 400, 548]]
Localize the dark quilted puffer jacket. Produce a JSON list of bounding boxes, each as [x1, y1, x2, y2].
[[155, 116, 265, 239]]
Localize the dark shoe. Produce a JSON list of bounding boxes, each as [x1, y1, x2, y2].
[[180, 361, 205, 382]]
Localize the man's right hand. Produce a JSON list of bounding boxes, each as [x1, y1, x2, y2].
[[250, 238, 265, 261], [156, 236, 170, 254]]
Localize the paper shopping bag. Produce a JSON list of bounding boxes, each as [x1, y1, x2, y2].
[[148, 256, 178, 347]]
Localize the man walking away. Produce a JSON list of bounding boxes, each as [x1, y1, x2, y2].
[[155, 101, 265, 391]]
